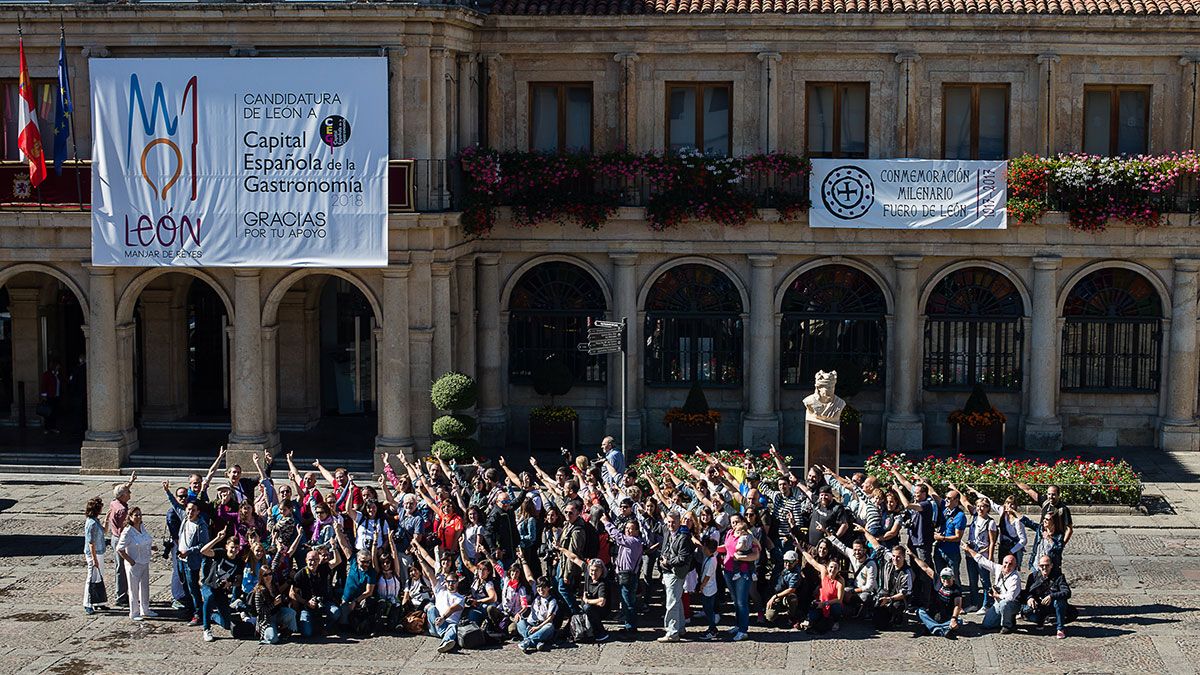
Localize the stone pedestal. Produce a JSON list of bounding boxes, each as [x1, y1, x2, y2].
[[804, 418, 840, 473], [742, 414, 780, 450], [1024, 417, 1063, 452], [1159, 423, 1200, 453]]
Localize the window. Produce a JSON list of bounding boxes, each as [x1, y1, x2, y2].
[[2, 79, 56, 162], [923, 267, 1024, 391], [529, 83, 593, 153], [508, 262, 607, 384], [666, 83, 731, 156], [806, 83, 868, 158], [943, 84, 1009, 160], [1061, 268, 1162, 392], [1083, 86, 1149, 156], [644, 264, 743, 385], [780, 265, 886, 389]]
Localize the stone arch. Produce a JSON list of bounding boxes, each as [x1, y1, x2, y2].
[[262, 268, 383, 328], [1056, 260, 1170, 318], [116, 268, 235, 325], [500, 254, 614, 313], [636, 256, 750, 313], [919, 259, 1031, 317], [0, 262, 90, 319], [774, 257, 894, 316]]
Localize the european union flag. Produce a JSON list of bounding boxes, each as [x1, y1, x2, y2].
[[53, 33, 72, 176]]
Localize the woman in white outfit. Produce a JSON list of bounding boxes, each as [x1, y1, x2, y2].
[[116, 506, 157, 620], [83, 497, 106, 614]]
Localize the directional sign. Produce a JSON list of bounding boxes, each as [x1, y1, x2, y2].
[[588, 347, 622, 355], [588, 330, 622, 340], [586, 338, 623, 349], [593, 320, 623, 328]]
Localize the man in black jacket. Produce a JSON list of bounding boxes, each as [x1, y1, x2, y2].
[[874, 545, 914, 630], [656, 510, 694, 642], [1019, 555, 1074, 638]]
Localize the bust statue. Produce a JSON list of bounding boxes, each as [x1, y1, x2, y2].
[[803, 370, 847, 424]]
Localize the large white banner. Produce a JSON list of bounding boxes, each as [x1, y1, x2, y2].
[[91, 58, 388, 267], [810, 159, 1006, 229]]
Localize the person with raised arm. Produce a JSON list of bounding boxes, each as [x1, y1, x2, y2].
[[1015, 481, 1074, 548], [334, 516, 378, 632], [909, 554, 964, 638], [105, 471, 137, 608], [823, 464, 882, 537], [285, 452, 323, 524], [412, 537, 464, 653], [199, 524, 246, 642], [821, 524, 879, 618], [797, 545, 845, 634], [962, 541, 1022, 633]]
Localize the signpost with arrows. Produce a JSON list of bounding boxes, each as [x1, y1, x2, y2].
[[578, 318, 628, 463]]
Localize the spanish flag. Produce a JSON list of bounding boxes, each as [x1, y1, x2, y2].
[[17, 38, 47, 188]]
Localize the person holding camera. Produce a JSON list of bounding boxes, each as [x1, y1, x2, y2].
[[963, 542, 1022, 633], [291, 549, 335, 638], [199, 524, 247, 642]]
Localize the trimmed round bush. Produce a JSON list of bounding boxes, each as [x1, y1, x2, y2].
[[432, 438, 478, 462], [431, 372, 479, 411], [433, 413, 478, 439]]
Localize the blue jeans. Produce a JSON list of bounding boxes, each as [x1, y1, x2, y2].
[[618, 572, 638, 630], [917, 608, 954, 636], [983, 598, 1018, 629], [934, 545, 962, 586], [724, 570, 752, 634], [426, 605, 459, 645], [517, 617, 556, 648], [556, 574, 580, 616], [175, 558, 202, 617], [965, 556, 993, 610], [261, 607, 298, 644], [1021, 597, 1069, 631], [700, 593, 718, 632], [299, 603, 331, 637], [200, 586, 232, 631]]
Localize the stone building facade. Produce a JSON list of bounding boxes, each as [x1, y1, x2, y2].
[[1, 3, 1199, 471]]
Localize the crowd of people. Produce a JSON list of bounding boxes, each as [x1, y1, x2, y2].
[[81, 437, 1080, 650]]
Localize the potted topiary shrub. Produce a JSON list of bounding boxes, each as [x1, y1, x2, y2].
[[431, 371, 479, 463], [528, 355, 578, 453], [948, 384, 1006, 455], [664, 380, 719, 452]]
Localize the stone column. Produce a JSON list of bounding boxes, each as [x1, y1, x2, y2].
[[757, 52, 781, 153], [613, 53, 639, 150], [886, 255, 923, 451], [1161, 258, 1200, 451], [455, 256, 477, 377], [1181, 56, 1200, 151], [261, 324, 280, 452], [431, 261, 454, 379], [227, 270, 267, 468], [484, 55, 503, 148], [376, 266, 415, 469], [81, 268, 136, 473], [1025, 256, 1063, 451], [411, 328, 435, 453], [457, 53, 478, 150], [743, 255, 779, 446], [477, 253, 507, 448], [387, 45, 407, 157], [895, 53, 920, 157], [1036, 54, 1060, 155], [431, 47, 449, 161], [606, 253, 642, 451], [6, 288, 40, 422]]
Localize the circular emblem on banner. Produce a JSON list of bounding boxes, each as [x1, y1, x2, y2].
[[820, 166, 874, 220], [321, 115, 352, 148]]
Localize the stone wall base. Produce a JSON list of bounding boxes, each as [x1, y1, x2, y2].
[[605, 411, 643, 457], [478, 409, 509, 452], [1024, 418, 1064, 452], [375, 436, 416, 473], [80, 431, 138, 474], [742, 414, 780, 450], [225, 436, 279, 473], [885, 416, 923, 452], [1159, 422, 1200, 452]]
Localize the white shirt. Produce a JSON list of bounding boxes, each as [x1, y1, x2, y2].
[[700, 555, 718, 596], [434, 577, 464, 623], [974, 553, 1022, 602], [116, 524, 154, 566]]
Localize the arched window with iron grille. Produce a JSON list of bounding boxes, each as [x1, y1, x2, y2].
[[923, 267, 1024, 391], [644, 263, 743, 385], [780, 264, 887, 388], [508, 262, 607, 384], [1061, 268, 1162, 392]]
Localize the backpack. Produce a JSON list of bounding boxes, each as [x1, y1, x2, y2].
[[456, 620, 487, 649], [569, 612, 595, 642]]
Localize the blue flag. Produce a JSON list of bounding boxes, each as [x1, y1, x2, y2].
[[53, 33, 72, 176]]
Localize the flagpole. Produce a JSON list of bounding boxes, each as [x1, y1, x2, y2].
[[61, 20, 83, 211]]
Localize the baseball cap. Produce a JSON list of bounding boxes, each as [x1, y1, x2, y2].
[[619, 497, 634, 507], [783, 550, 799, 562], [939, 567, 955, 580]]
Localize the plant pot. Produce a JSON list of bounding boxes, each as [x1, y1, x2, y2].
[[671, 422, 717, 453], [840, 419, 861, 455], [954, 421, 1005, 455], [529, 418, 577, 453]]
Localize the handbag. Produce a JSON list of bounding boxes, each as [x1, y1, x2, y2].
[[569, 612, 595, 642], [87, 566, 108, 606], [402, 609, 426, 634]]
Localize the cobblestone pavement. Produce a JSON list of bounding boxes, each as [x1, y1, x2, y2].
[[1, 452, 1199, 674]]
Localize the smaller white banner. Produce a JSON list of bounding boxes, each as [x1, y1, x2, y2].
[[809, 159, 1007, 229]]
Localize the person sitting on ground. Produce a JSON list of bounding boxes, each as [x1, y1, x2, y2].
[[580, 558, 611, 642], [1019, 555, 1075, 639], [962, 542, 1022, 634], [252, 564, 298, 645], [199, 525, 247, 642], [413, 538, 463, 653], [910, 556, 963, 639], [764, 549, 805, 628], [824, 526, 879, 619], [518, 576, 559, 653], [797, 546, 845, 634], [874, 545, 914, 630]]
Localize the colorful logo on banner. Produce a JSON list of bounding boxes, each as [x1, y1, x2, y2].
[[123, 74, 201, 248]]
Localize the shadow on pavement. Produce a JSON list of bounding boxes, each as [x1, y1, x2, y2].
[[0, 533, 79, 557]]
